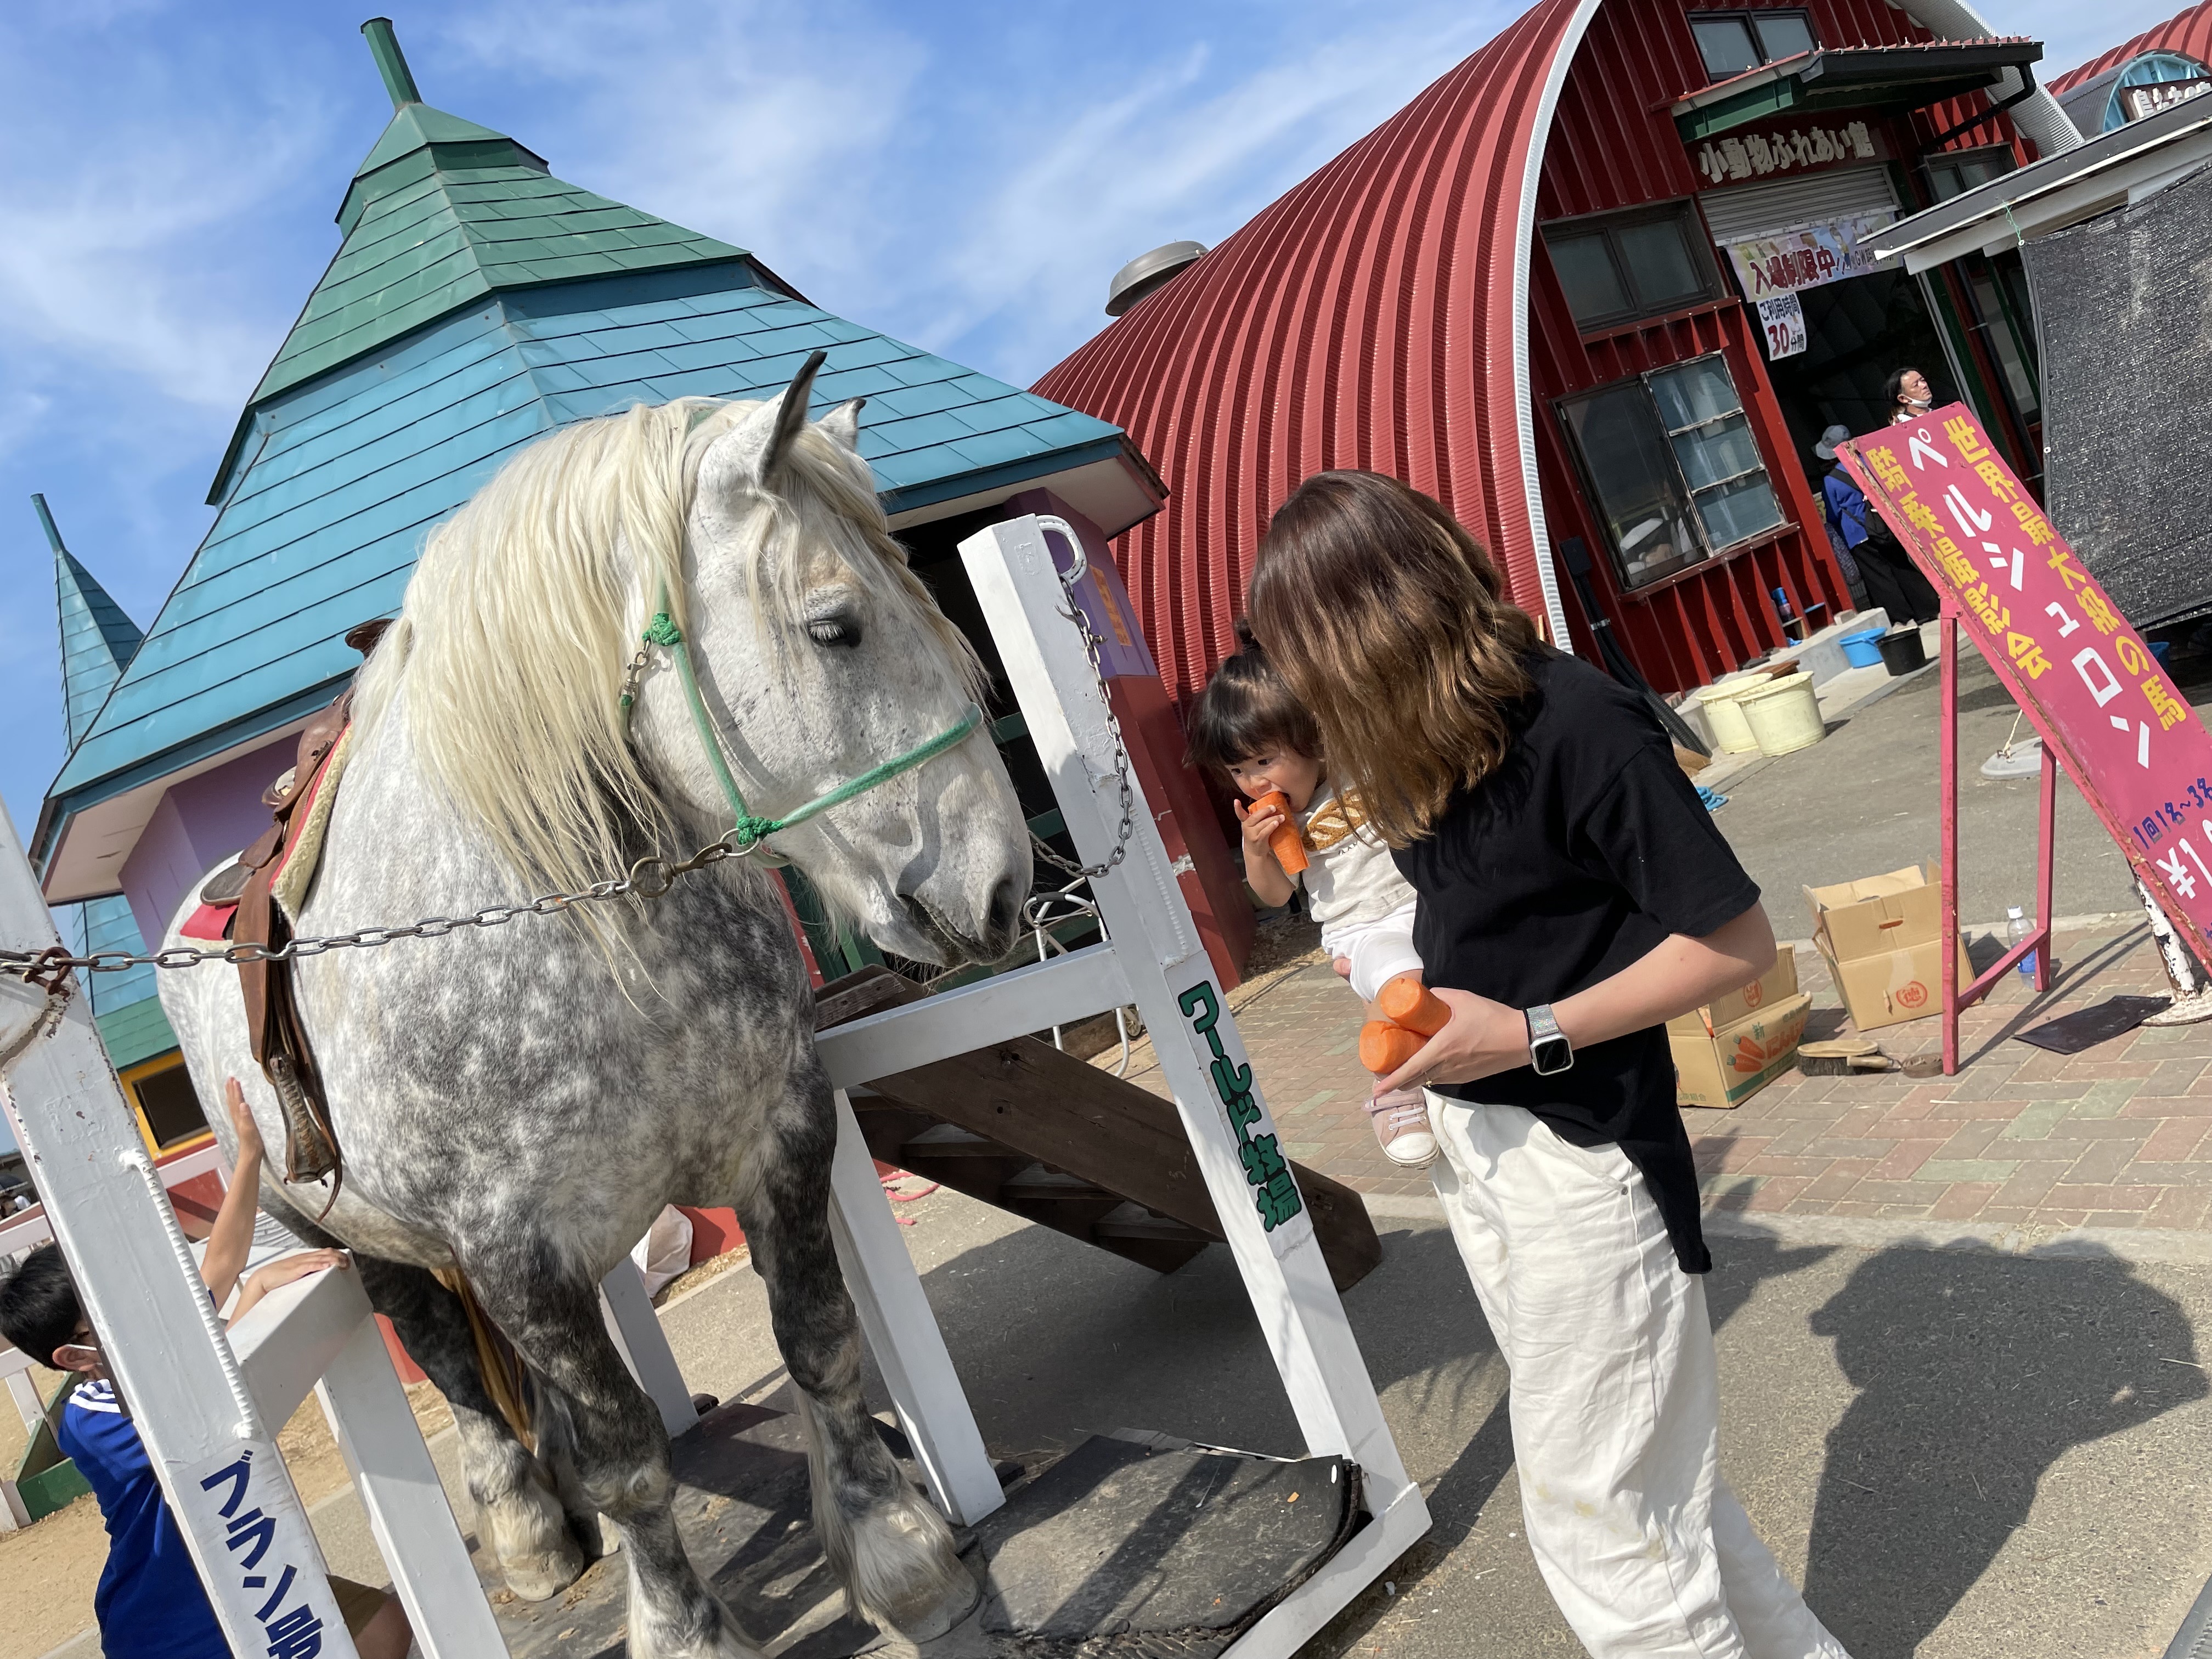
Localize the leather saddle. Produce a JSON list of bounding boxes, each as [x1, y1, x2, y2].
[[200, 618, 390, 1193]]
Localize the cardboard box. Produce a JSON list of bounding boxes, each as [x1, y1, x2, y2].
[[1667, 951, 1799, 1039], [1803, 864, 1975, 1031], [1672, 992, 1813, 1108]]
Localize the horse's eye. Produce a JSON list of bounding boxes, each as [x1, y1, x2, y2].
[[806, 614, 861, 648]]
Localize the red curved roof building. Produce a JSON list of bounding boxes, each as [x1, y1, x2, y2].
[[1038, 0, 2073, 704]]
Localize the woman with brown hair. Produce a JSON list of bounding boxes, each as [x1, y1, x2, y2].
[[1247, 470, 1849, 1659]]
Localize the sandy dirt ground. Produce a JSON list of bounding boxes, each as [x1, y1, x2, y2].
[[0, 1375, 454, 1659]]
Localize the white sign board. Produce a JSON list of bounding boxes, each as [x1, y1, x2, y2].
[[1726, 210, 1893, 300], [1756, 292, 1808, 359], [180, 1439, 353, 1653]]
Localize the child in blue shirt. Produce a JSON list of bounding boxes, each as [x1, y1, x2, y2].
[[0, 1079, 414, 1659]]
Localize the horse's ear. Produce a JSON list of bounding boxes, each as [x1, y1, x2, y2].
[[818, 397, 865, 452], [759, 349, 829, 481]]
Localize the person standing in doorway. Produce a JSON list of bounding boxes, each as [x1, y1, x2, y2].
[[1816, 423, 1938, 624], [1248, 469, 1851, 1659], [1884, 365, 1935, 425]]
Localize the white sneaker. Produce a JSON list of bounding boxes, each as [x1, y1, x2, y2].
[[1367, 1088, 1438, 1169]]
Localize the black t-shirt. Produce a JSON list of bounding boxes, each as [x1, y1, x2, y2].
[[1391, 650, 1762, 1273]]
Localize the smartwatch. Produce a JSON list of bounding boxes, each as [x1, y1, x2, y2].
[[1526, 1005, 1573, 1077]]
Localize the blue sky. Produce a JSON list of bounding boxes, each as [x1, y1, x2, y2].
[[0, 0, 2171, 857]]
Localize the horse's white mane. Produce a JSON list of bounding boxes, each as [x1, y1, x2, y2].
[[352, 396, 975, 902]]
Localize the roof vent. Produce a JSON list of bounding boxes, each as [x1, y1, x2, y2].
[[1106, 241, 1207, 317]]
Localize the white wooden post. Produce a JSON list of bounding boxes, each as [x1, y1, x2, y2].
[[0, 803, 360, 1657], [961, 515, 1431, 1656], [825, 1090, 1002, 1523], [317, 1316, 510, 1657], [600, 1260, 699, 1437]]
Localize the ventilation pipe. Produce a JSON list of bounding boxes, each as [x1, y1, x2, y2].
[[1106, 242, 1207, 317], [1892, 0, 2082, 158]]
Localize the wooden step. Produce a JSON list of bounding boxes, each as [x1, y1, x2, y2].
[[815, 966, 1383, 1289], [998, 1166, 1124, 1234], [1090, 1202, 1211, 1275]]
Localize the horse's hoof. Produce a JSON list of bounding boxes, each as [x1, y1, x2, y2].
[[503, 1543, 586, 1602], [890, 1566, 981, 1643]]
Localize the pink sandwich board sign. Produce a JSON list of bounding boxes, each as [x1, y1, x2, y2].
[[1840, 406, 2209, 1059]]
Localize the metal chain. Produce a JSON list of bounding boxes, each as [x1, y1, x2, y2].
[[7, 536, 1140, 984], [0, 837, 754, 980], [1053, 556, 1138, 879]]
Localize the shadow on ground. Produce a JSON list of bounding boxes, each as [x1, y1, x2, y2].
[[889, 1209, 2210, 1658]]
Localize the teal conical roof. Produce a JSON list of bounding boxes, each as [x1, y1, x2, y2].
[[38, 494, 143, 748], [242, 21, 748, 419]]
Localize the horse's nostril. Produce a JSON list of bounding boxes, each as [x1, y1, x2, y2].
[[987, 876, 1020, 941]]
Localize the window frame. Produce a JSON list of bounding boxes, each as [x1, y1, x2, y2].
[[1686, 8, 1819, 82], [1923, 143, 2017, 202], [1554, 351, 1787, 594], [1541, 201, 1728, 333]]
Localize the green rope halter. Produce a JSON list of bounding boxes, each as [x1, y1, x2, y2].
[[629, 583, 981, 857]]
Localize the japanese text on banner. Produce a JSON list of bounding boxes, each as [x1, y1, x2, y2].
[[1840, 407, 2212, 943]]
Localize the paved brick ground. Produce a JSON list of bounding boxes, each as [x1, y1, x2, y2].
[[1114, 916, 2212, 1232]]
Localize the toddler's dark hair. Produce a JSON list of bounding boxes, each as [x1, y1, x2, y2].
[[0, 1244, 82, 1370], [1186, 619, 1322, 779]]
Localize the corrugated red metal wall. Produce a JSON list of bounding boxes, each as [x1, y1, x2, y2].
[[1032, 0, 1592, 708], [1034, 0, 2040, 706], [1528, 0, 2034, 686], [2052, 0, 2212, 95]]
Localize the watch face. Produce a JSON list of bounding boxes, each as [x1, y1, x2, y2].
[[1531, 1035, 1574, 1076]]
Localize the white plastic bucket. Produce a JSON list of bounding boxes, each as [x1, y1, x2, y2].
[[1740, 671, 1824, 756], [1698, 676, 1768, 753]]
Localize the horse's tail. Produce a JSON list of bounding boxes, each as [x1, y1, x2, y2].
[[433, 1267, 537, 1453]]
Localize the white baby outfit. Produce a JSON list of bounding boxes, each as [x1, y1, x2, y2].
[[1297, 788, 1423, 1003]]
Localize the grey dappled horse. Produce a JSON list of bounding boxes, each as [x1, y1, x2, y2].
[[160, 361, 1030, 1659]]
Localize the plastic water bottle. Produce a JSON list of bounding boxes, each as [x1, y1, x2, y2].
[[2007, 906, 2037, 980], [1771, 586, 1798, 638]]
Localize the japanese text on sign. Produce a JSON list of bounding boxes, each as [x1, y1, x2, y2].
[[180, 1442, 349, 1657], [1694, 120, 1878, 185], [1725, 212, 1892, 298], [1841, 408, 2212, 945], [1757, 293, 1807, 360], [1177, 980, 1305, 1231]]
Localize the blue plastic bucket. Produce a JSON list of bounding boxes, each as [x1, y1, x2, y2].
[[1839, 627, 1886, 669]]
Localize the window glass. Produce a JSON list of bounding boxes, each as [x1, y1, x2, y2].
[[1559, 386, 1707, 590], [1617, 219, 1705, 311], [1752, 13, 1815, 60], [1928, 146, 2015, 199], [2107, 51, 2210, 129], [1692, 15, 1760, 78], [1646, 358, 1784, 548], [1548, 233, 1630, 323], [1647, 356, 1742, 429], [1693, 473, 1786, 546]]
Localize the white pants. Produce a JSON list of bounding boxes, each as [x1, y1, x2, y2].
[[1322, 900, 1424, 1003], [1427, 1096, 1850, 1659]]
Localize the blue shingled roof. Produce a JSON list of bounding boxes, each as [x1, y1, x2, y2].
[[47, 263, 1125, 815], [41, 95, 1128, 846], [43, 496, 145, 749]]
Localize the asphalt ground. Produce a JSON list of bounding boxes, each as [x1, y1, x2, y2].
[[240, 1186, 2212, 1659], [1702, 642, 2196, 935]]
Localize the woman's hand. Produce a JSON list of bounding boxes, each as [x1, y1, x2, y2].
[[1376, 988, 1530, 1095], [224, 1076, 264, 1166]]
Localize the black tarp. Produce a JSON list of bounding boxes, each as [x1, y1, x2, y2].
[[2026, 159, 2212, 631]]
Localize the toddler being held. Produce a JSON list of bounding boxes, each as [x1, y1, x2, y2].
[[1188, 625, 1438, 1169]]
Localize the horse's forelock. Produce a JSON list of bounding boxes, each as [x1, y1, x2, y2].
[[353, 398, 977, 907]]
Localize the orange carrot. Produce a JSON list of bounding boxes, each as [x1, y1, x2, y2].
[[1359, 1020, 1426, 1076], [1251, 789, 1308, 874], [1376, 974, 1449, 1036]]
